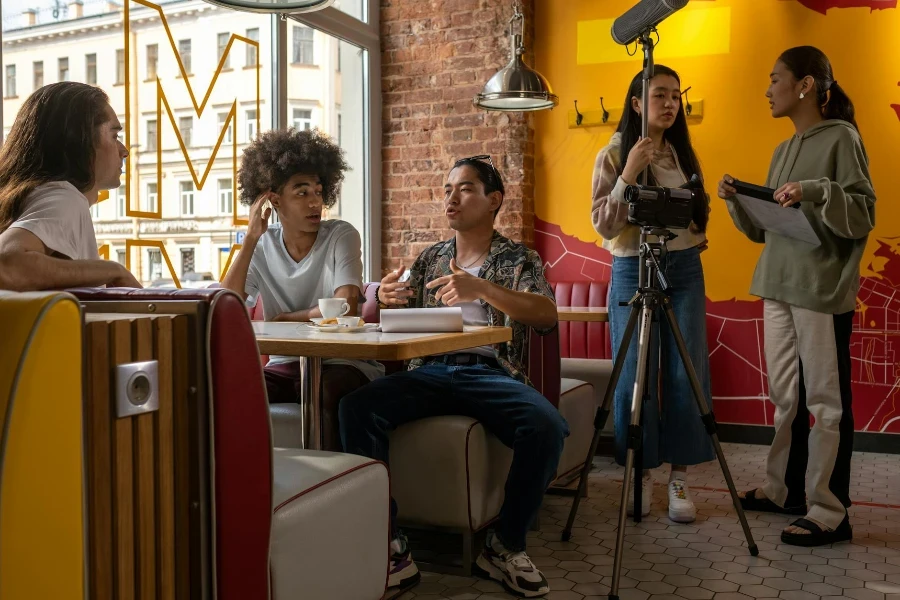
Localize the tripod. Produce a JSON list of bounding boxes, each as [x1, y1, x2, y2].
[[560, 228, 758, 600]]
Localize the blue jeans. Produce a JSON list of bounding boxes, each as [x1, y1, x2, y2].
[[339, 362, 569, 552], [608, 246, 715, 469]]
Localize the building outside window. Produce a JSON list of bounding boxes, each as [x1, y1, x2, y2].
[[178, 39, 191, 74], [181, 248, 195, 275], [117, 185, 126, 218], [218, 178, 233, 214], [180, 181, 194, 216], [179, 116, 192, 148], [85, 53, 97, 85], [217, 32, 230, 69], [147, 182, 158, 213], [146, 119, 157, 152], [246, 109, 257, 141], [292, 108, 312, 130], [147, 249, 162, 282], [292, 26, 314, 65], [117, 250, 126, 265], [146, 44, 158, 79], [4, 65, 15, 98], [218, 112, 233, 143], [246, 28, 259, 66], [32, 61, 43, 90], [58, 57, 69, 81], [115, 49, 125, 84]]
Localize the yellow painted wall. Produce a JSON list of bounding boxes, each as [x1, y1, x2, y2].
[[534, 0, 900, 301]]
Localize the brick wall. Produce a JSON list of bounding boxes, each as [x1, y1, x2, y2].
[[380, 0, 537, 274]]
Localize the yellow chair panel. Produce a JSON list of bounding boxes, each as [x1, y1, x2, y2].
[[0, 292, 85, 600]]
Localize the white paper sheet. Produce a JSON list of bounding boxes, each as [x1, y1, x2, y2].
[[379, 307, 464, 333], [734, 194, 820, 246]]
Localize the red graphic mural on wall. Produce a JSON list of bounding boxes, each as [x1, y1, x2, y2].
[[794, 0, 897, 13], [536, 218, 900, 434]]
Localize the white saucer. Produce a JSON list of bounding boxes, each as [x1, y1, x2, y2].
[[302, 322, 377, 334]]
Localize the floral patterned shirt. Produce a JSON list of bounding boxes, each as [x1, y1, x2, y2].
[[402, 231, 557, 387]]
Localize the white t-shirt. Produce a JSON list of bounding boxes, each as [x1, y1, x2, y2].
[[245, 219, 383, 380], [9, 181, 99, 260], [447, 265, 494, 358]]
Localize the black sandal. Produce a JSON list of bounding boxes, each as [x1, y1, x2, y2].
[[739, 489, 807, 515], [781, 515, 853, 547]]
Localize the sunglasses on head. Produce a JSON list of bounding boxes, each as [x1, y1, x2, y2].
[[454, 154, 501, 182]]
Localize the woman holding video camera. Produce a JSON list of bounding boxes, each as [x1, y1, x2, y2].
[[592, 65, 714, 523], [719, 46, 875, 547]]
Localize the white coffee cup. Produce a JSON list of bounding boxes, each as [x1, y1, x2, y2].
[[337, 316, 362, 327], [319, 298, 350, 319]]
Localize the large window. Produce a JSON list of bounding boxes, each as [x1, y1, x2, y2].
[[2, 2, 377, 281], [86, 53, 97, 85], [292, 27, 314, 65], [117, 185, 127, 218], [4, 65, 14, 98]]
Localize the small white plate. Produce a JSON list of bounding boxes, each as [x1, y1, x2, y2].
[[302, 322, 377, 334]]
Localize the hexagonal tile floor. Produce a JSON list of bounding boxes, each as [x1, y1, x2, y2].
[[394, 443, 900, 600]]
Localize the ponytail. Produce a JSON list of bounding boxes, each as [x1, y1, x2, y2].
[[822, 81, 858, 131]]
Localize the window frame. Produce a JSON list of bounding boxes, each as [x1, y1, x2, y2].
[[180, 181, 195, 217], [58, 57, 69, 81], [4, 64, 15, 98], [32, 61, 43, 90], [217, 178, 234, 215], [85, 53, 97, 86], [288, 2, 382, 278]]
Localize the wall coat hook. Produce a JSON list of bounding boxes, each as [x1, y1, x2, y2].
[[574, 100, 584, 126], [600, 97, 610, 123], [681, 86, 693, 116]]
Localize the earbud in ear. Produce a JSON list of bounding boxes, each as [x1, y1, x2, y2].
[[799, 92, 805, 100]]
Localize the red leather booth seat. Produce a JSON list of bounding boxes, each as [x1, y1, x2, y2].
[[551, 281, 612, 360]]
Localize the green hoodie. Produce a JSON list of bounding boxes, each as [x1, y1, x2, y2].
[[725, 119, 876, 314]]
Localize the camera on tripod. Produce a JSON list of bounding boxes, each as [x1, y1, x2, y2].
[[624, 174, 708, 231]]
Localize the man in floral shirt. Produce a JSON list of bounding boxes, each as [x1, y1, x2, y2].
[[340, 156, 567, 598]]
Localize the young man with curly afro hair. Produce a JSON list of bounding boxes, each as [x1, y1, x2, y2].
[[223, 128, 382, 450]]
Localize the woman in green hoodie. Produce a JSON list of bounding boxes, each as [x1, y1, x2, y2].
[[719, 46, 875, 547]]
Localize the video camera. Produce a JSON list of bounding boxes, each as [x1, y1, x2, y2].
[[624, 174, 708, 231]]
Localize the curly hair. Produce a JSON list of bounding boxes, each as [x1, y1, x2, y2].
[[237, 128, 349, 208]]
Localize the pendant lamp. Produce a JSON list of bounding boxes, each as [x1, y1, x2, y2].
[[202, 0, 333, 14], [474, 1, 558, 112]]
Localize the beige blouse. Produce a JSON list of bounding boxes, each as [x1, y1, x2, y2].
[[591, 132, 706, 257]]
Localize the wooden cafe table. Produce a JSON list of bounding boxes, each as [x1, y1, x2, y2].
[[557, 306, 609, 323], [253, 322, 512, 450]]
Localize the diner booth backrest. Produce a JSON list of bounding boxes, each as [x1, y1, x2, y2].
[[0, 291, 86, 600], [552, 281, 612, 360], [70, 287, 273, 600]]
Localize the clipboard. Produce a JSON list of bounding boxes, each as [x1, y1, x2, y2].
[[731, 179, 800, 209], [729, 178, 820, 246]]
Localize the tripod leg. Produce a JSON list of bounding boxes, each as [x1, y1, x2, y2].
[[611, 305, 655, 598], [661, 302, 759, 557], [561, 302, 642, 541]]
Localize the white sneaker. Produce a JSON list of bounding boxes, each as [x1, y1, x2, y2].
[[668, 478, 697, 523], [476, 532, 549, 598], [626, 471, 652, 517]]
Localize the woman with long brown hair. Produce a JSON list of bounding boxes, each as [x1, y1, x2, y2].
[[0, 81, 140, 290], [720, 46, 875, 546]]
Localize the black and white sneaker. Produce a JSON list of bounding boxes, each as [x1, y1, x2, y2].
[[387, 534, 420, 592], [475, 532, 549, 598]]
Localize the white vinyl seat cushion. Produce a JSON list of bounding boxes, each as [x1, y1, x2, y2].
[[271, 449, 389, 600]]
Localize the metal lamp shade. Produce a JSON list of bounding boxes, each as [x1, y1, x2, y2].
[[474, 33, 558, 112], [202, 0, 334, 14]]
